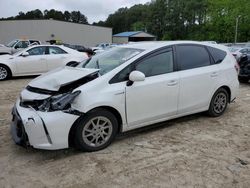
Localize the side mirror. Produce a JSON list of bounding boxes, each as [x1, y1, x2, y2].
[[129, 71, 145, 82], [21, 52, 29, 57]]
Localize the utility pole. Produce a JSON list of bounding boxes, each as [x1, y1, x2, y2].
[[234, 15, 241, 44]]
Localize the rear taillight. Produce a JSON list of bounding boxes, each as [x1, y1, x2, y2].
[[234, 61, 240, 74]]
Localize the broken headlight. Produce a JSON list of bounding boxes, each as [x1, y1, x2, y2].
[[38, 90, 81, 112]]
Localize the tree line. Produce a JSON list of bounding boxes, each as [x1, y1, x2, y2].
[[1, 9, 88, 24], [1, 0, 250, 42], [95, 0, 250, 43]]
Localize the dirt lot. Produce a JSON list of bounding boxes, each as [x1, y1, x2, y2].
[[0, 77, 250, 188]]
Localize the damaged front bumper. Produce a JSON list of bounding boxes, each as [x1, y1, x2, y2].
[[11, 99, 79, 150]]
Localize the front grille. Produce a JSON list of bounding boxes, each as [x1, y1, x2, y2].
[[11, 107, 29, 147]]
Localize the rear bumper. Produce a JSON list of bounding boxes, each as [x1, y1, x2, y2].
[[11, 99, 79, 150]]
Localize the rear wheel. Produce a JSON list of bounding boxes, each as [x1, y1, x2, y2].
[[208, 88, 229, 117], [74, 109, 118, 152], [0, 65, 11, 81], [66, 61, 79, 67]]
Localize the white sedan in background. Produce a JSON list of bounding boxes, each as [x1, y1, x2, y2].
[[0, 45, 88, 80]]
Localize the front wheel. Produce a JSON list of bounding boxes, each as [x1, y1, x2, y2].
[[208, 88, 229, 117], [0, 65, 11, 81], [74, 109, 118, 152]]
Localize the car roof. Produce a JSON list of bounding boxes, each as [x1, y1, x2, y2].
[[119, 41, 227, 51]]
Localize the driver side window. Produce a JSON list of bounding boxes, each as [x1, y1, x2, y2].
[[27, 47, 46, 56], [109, 48, 174, 84], [136, 49, 173, 77], [48, 47, 67, 54]]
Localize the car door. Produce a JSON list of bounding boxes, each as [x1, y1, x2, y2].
[[15, 46, 47, 74], [46, 46, 68, 70], [176, 44, 220, 114], [125, 48, 180, 127]]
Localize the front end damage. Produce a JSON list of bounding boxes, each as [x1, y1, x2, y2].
[[11, 99, 79, 149], [11, 67, 99, 150]]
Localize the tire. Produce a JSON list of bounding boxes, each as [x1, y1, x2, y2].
[[74, 109, 118, 152], [0, 64, 11, 81], [238, 77, 249, 83], [207, 88, 229, 117], [66, 61, 79, 67]]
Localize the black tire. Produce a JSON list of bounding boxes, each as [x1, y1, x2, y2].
[[238, 77, 249, 83], [0, 64, 11, 81], [207, 88, 229, 117], [66, 61, 79, 67], [74, 109, 118, 152]]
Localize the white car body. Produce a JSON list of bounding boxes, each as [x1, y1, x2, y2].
[[0, 45, 88, 79], [11, 41, 239, 150]]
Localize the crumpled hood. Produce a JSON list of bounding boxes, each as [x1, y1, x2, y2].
[[28, 66, 99, 91]]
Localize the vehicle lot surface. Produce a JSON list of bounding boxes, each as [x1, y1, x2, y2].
[[0, 77, 250, 188]]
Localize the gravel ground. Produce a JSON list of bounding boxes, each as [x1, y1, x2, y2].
[[0, 77, 250, 188]]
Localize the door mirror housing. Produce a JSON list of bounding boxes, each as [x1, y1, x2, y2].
[[21, 52, 29, 57], [129, 71, 145, 82]]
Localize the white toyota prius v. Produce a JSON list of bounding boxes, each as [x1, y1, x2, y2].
[[11, 41, 239, 152]]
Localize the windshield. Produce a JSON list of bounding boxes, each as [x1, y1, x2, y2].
[[6, 40, 18, 47], [79, 47, 143, 75]]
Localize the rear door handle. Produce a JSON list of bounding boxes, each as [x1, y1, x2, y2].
[[40, 58, 46, 60], [211, 72, 218, 77], [167, 80, 178, 86]]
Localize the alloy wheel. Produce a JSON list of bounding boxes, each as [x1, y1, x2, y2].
[[0, 66, 7, 80], [213, 92, 227, 114], [82, 116, 113, 147]]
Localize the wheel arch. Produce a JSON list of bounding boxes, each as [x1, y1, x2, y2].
[[68, 106, 123, 147], [220, 85, 231, 103]]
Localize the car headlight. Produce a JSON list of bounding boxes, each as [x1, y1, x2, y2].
[[39, 90, 81, 112]]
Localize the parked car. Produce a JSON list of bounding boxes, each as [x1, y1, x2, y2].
[[238, 54, 250, 83], [228, 47, 250, 62], [63, 43, 95, 57], [0, 45, 88, 80], [92, 43, 111, 52], [0, 39, 41, 55], [11, 41, 239, 151]]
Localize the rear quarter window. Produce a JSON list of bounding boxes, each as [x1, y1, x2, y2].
[[207, 46, 227, 64], [177, 45, 211, 70]]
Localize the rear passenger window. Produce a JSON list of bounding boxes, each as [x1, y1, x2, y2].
[[49, 47, 67, 54], [177, 45, 211, 70], [207, 46, 227, 64], [136, 50, 173, 77]]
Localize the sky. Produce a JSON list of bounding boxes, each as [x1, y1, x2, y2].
[[0, 0, 151, 23]]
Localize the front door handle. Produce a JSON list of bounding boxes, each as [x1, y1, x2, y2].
[[211, 72, 218, 77], [167, 80, 178, 86], [40, 58, 46, 61]]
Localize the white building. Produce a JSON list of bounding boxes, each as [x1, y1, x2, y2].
[[0, 19, 112, 47]]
